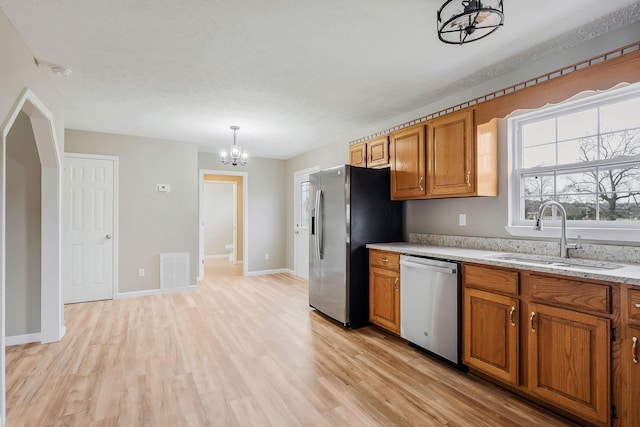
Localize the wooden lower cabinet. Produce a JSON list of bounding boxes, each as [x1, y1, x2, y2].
[[369, 249, 400, 334], [622, 325, 640, 426], [463, 264, 616, 427], [369, 266, 400, 334], [527, 302, 610, 426], [463, 288, 519, 385]]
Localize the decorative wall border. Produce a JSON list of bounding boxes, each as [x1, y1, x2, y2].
[[349, 41, 640, 145]]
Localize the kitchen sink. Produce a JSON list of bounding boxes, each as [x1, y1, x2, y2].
[[488, 254, 623, 271]]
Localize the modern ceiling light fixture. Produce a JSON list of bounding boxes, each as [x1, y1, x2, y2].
[[437, 0, 504, 45], [219, 125, 250, 166]]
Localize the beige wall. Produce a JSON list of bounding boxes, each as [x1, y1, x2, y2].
[[204, 174, 244, 261], [0, 10, 64, 153], [283, 21, 640, 269], [6, 111, 41, 336], [65, 130, 199, 293], [199, 154, 286, 272]]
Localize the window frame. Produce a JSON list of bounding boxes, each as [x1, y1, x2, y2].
[[506, 82, 640, 242]]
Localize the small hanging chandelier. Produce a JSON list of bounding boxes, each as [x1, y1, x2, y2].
[[437, 0, 504, 45], [218, 125, 250, 166]]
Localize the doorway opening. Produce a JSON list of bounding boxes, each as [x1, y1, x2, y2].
[[0, 89, 63, 424], [198, 170, 248, 280]]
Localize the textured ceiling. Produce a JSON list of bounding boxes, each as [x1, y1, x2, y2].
[[1, 0, 639, 159]]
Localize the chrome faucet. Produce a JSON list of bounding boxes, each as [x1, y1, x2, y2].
[[534, 200, 571, 258]]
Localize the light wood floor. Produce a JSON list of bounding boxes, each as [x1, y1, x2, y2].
[[6, 266, 575, 426]]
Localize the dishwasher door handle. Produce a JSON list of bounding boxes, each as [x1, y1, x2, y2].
[[400, 259, 457, 275]]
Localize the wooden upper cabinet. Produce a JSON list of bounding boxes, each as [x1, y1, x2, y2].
[[527, 302, 610, 426], [367, 136, 390, 168], [349, 142, 367, 167], [390, 124, 426, 200], [426, 110, 498, 198], [348, 137, 390, 168], [427, 110, 474, 197]]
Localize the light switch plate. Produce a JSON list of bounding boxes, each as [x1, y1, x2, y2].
[[459, 214, 467, 226]]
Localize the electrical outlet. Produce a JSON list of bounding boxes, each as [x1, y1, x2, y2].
[[459, 214, 467, 226], [265, 253, 270, 260], [138, 268, 145, 278]]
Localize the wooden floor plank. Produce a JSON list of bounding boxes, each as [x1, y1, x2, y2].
[[6, 259, 576, 426]]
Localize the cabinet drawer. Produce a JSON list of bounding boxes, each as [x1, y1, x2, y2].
[[463, 264, 518, 295], [529, 274, 610, 314], [369, 250, 400, 271], [629, 289, 640, 320]]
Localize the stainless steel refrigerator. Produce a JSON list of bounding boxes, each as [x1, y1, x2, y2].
[[309, 165, 403, 327]]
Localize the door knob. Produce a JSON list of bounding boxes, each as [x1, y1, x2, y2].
[[106, 234, 112, 239]]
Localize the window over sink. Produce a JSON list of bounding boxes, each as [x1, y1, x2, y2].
[[507, 82, 640, 242]]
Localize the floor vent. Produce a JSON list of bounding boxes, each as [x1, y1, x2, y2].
[[160, 252, 190, 289]]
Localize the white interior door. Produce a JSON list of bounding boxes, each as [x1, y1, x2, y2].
[[294, 167, 318, 280], [63, 155, 116, 303]]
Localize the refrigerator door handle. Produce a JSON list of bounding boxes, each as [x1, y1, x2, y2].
[[316, 189, 323, 259]]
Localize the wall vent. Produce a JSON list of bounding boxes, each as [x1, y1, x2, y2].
[[160, 252, 190, 289]]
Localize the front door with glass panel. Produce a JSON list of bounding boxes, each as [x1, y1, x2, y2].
[[294, 167, 318, 279]]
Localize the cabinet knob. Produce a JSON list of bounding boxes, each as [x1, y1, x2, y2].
[[509, 306, 516, 327], [635, 303, 640, 308], [106, 234, 112, 240], [419, 176, 424, 191], [465, 171, 471, 187], [529, 311, 536, 333], [633, 336, 639, 365], [381, 258, 388, 263], [394, 277, 399, 291]]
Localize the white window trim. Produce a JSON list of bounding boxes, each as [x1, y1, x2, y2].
[[506, 82, 640, 243]]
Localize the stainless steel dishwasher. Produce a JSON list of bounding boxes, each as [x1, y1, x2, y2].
[[399, 254, 461, 365]]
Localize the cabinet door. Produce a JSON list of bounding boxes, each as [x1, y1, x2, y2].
[[427, 110, 474, 197], [367, 136, 390, 168], [390, 125, 426, 199], [463, 288, 519, 385], [349, 142, 367, 167], [369, 266, 400, 334], [528, 303, 610, 426], [622, 326, 640, 426]]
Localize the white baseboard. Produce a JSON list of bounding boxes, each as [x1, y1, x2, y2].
[[6, 332, 41, 346], [245, 268, 295, 276], [116, 286, 193, 299], [205, 254, 229, 259]]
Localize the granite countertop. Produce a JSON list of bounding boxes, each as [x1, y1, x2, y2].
[[366, 242, 640, 286]]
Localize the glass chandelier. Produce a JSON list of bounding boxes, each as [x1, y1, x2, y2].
[[218, 125, 250, 166]]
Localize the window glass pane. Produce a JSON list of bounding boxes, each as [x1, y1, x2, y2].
[[598, 165, 640, 194], [600, 97, 640, 133], [556, 194, 598, 221], [522, 175, 554, 220], [599, 129, 640, 161], [599, 193, 640, 222], [556, 170, 597, 196], [522, 118, 555, 147], [300, 181, 310, 228], [523, 143, 555, 168], [557, 137, 597, 165], [557, 108, 597, 141]]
